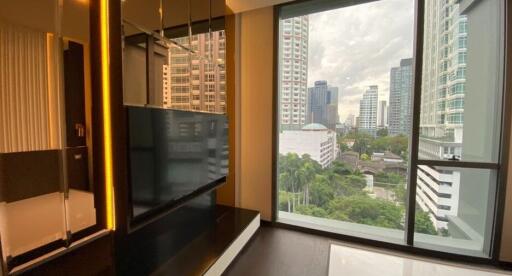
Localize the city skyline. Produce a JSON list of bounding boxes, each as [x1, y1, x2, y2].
[[307, 0, 414, 121]]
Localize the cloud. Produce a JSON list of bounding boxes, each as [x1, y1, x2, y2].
[[306, 0, 414, 121]]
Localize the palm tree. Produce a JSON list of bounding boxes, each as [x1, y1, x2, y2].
[[300, 154, 319, 205], [279, 172, 292, 212]]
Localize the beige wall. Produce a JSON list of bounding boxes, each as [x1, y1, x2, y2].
[[238, 6, 274, 221]]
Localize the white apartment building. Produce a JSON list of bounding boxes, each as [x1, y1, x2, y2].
[[416, 165, 461, 229], [279, 123, 338, 168], [417, 0, 467, 230], [163, 31, 226, 113], [279, 16, 309, 130], [358, 86, 378, 136]]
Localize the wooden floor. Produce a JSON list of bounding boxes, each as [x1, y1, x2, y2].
[[224, 225, 331, 276], [224, 225, 512, 276]]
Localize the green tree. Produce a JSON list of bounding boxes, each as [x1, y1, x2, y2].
[[376, 128, 388, 137], [369, 135, 409, 158], [352, 132, 374, 155], [278, 191, 292, 211], [337, 134, 353, 152], [327, 195, 404, 229], [360, 153, 370, 161], [330, 161, 352, 175], [279, 153, 304, 212], [295, 204, 328, 218], [309, 175, 334, 207], [415, 210, 437, 235], [374, 172, 404, 186], [299, 154, 319, 205], [388, 135, 409, 158], [392, 183, 407, 205]]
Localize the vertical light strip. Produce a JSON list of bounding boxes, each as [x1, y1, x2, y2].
[[100, 0, 116, 230], [46, 33, 56, 149]]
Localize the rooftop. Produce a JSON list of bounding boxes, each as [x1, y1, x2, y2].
[[302, 123, 328, 131]]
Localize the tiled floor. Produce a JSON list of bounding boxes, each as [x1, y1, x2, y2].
[[329, 244, 512, 276], [225, 225, 512, 276]]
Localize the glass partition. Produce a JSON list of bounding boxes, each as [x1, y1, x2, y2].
[[0, 0, 98, 271]]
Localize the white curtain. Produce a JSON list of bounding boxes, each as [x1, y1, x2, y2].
[[0, 21, 60, 153]]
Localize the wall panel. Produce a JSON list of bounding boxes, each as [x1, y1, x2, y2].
[[239, 6, 274, 221]]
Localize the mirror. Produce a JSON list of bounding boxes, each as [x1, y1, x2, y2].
[[0, 0, 97, 271], [122, 0, 226, 113], [121, 0, 228, 223]]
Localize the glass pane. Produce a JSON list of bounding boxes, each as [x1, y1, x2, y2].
[[153, 38, 170, 107], [414, 166, 496, 257], [123, 36, 148, 105], [166, 32, 226, 113], [1, 0, 98, 267], [418, 0, 504, 163], [277, 0, 414, 243]]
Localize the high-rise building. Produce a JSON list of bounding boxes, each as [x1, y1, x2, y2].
[[378, 100, 388, 128], [416, 1, 468, 230], [358, 86, 378, 136], [307, 80, 339, 130], [163, 31, 226, 113], [388, 58, 413, 135], [279, 16, 309, 130], [345, 114, 355, 128]]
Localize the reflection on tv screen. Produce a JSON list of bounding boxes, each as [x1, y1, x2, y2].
[[127, 106, 228, 218]]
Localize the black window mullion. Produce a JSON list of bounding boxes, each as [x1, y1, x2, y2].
[[404, 0, 425, 247]]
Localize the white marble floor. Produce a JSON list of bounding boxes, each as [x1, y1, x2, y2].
[[329, 244, 511, 276]]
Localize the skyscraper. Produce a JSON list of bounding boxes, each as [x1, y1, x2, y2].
[[307, 80, 339, 130], [345, 114, 355, 128], [163, 31, 227, 113], [378, 100, 388, 128], [388, 58, 413, 136], [416, 1, 468, 230], [358, 86, 378, 136], [279, 16, 309, 130]]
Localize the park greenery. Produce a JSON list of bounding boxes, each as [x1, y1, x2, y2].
[[278, 152, 437, 235], [339, 130, 409, 160]]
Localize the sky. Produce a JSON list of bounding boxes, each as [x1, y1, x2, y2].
[[306, 0, 415, 122]]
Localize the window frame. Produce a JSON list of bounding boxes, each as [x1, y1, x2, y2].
[[271, 0, 512, 267]]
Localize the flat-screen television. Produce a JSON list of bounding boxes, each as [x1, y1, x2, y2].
[[127, 106, 228, 221]]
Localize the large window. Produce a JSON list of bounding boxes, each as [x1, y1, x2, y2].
[[275, 0, 505, 258]]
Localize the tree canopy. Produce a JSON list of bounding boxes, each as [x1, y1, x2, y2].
[[278, 153, 439, 236]]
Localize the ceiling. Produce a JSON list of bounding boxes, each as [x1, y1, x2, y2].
[[226, 0, 295, 14]]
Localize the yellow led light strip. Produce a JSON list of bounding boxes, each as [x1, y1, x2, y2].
[[100, 0, 116, 230]]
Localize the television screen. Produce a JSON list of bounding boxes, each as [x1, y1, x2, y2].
[[127, 106, 228, 219]]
